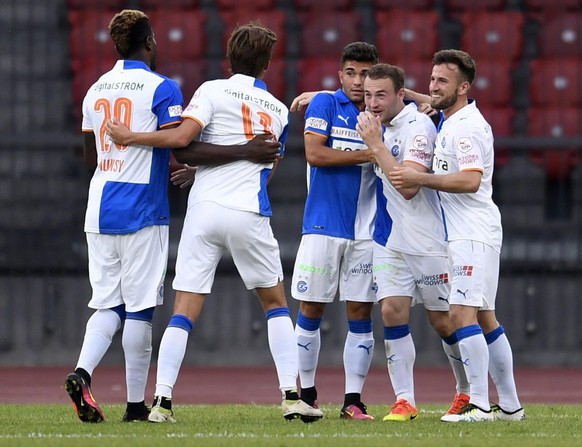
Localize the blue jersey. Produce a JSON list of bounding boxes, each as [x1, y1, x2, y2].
[[82, 60, 184, 234], [302, 89, 376, 240]]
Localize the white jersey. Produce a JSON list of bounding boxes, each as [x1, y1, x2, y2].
[[374, 103, 446, 255], [432, 100, 502, 251], [82, 60, 183, 234], [182, 74, 289, 216]]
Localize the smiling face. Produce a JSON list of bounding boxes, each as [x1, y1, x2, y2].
[[429, 62, 470, 115], [364, 76, 405, 125], [339, 60, 375, 110]]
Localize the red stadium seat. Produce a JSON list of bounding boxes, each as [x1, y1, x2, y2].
[[296, 58, 341, 94], [446, 0, 506, 10], [158, 61, 208, 104], [527, 107, 580, 179], [294, 0, 353, 9], [374, 0, 434, 9], [459, 11, 525, 62], [221, 58, 287, 101], [480, 107, 515, 167], [215, 0, 275, 9], [536, 13, 581, 58], [221, 10, 286, 58], [391, 59, 432, 92], [471, 60, 514, 108], [375, 11, 440, 61], [298, 12, 362, 58], [140, 0, 198, 8], [529, 58, 582, 107], [68, 9, 118, 66], [67, 0, 125, 8], [525, 0, 579, 10], [147, 10, 206, 62]]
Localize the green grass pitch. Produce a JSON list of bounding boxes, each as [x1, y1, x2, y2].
[[0, 403, 580, 447]]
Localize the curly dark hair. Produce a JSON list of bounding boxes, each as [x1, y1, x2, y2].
[[108, 9, 152, 59]]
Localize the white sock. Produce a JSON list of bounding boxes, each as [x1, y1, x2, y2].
[[122, 319, 152, 403], [295, 326, 320, 389], [487, 330, 522, 411], [155, 326, 189, 398], [385, 333, 416, 406], [441, 339, 470, 395], [343, 331, 374, 395], [76, 309, 122, 375], [457, 325, 490, 411], [267, 315, 298, 392]]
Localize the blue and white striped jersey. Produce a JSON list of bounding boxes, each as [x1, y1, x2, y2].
[[82, 60, 183, 234]]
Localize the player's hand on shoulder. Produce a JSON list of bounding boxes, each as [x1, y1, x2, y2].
[[290, 90, 332, 112], [106, 116, 132, 145], [170, 164, 197, 189], [245, 133, 282, 164]]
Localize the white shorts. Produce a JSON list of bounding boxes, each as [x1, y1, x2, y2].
[[291, 234, 375, 303], [173, 201, 284, 293], [448, 240, 499, 310], [86, 225, 168, 312], [373, 243, 451, 311]]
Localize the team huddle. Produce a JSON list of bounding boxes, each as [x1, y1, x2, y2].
[[64, 9, 524, 425]]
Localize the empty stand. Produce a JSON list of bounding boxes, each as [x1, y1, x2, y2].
[[68, 9, 118, 67], [525, 0, 580, 10], [536, 13, 581, 58], [220, 10, 286, 58], [471, 60, 514, 107], [296, 58, 341, 94], [374, 0, 434, 9], [215, 0, 275, 9], [140, 0, 198, 7], [294, 0, 353, 9], [67, 0, 127, 9], [375, 11, 440, 62], [298, 12, 362, 58], [446, 0, 506, 10], [147, 10, 207, 62], [479, 107, 515, 167], [527, 107, 580, 179], [391, 59, 432, 92], [529, 59, 581, 108], [459, 11, 525, 62]]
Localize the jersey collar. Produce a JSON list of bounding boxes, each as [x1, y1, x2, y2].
[[230, 73, 268, 91], [117, 60, 152, 71]]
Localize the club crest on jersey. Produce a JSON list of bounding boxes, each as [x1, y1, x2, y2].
[[296, 281, 308, 293], [441, 137, 446, 148], [391, 145, 400, 157]]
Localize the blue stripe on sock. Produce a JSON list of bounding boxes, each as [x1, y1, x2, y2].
[[265, 307, 290, 320], [484, 325, 504, 345], [383, 324, 410, 340], [348, 319, 372, 334], [455, 324, 483, 341], [442, 332, 458, 345], [126, 307, 155, 322], [168, 314, 193, 333], [297, 311, 322, 331]]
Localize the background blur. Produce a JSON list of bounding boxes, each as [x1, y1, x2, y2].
[[0, 0, 580, 368]]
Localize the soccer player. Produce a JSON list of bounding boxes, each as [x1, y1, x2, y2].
[[290, 42, 378, 420], [107, 22, 323, 424], [356, 63, 470, 422], [389, 49, 524, 422], [64, 9, 184, 423]]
